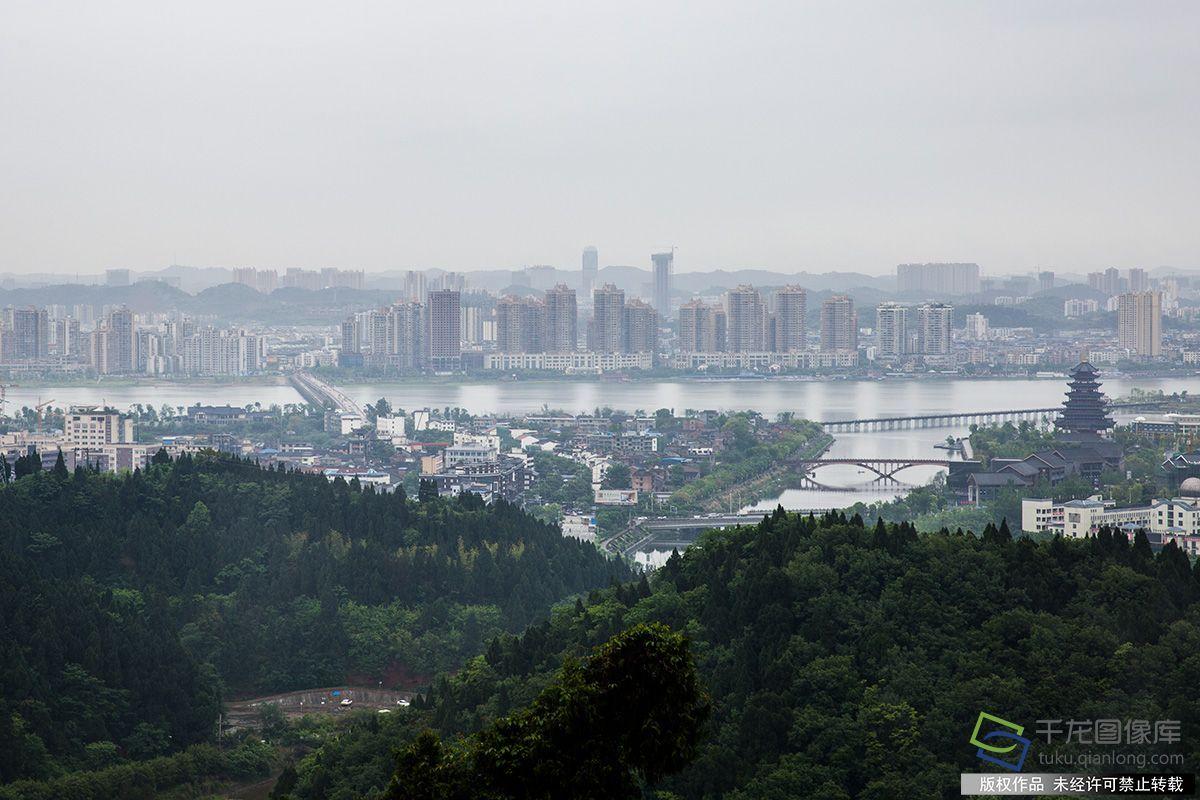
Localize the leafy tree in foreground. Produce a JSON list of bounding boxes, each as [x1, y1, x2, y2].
[[386, 623, 708, 800]]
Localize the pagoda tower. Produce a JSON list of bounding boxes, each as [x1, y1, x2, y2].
[[1055, 361, 1115, 435]]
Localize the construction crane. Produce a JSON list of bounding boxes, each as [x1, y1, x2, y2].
[[0, 383, 16, 418], [35, 398, 54, 434]]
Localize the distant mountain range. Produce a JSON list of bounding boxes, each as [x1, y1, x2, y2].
[[3, 263, 1197, 296], [365, 265, 896, 296], [0, 263, 1194, 326], [0, 282, 396, 325], [0, 265, 899, 324], [1, 263, 895, 295]]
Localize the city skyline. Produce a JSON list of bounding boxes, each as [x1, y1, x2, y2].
[[2, 5, 1197, 798], [7, 257, 1200, 289]]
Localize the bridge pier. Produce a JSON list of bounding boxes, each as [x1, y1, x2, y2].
[[819, 405, 1085, 433]]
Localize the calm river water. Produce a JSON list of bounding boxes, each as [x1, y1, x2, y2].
[[9, 373, 1193, 513]]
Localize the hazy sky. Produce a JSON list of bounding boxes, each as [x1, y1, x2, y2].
[[2, 1, 1198, 276]]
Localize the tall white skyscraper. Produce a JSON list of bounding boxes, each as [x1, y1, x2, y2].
[[589, 284, 625, 353], [896, 263, 980, 296], [875, 303, 909, 360], [404, 271, 428, 304], [916, 302, 953, 356], [964, 312, 989, 340], [820, 296, 857, 353], [544, 284, 578, 353], [1127, 268, 1148, 292], [582, 246, 598, 300], [426, 290, 461, 370], [677, 300, 726, 353], [725, 286, 766, 352], [623, 299, 657, 354], [651, 251, 673, 321], [772, 286, 807, 352], [1118, 291, 1161, 357]]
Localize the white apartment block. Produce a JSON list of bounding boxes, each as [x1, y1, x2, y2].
[[671, 351, 859, 370], [375, 414, 407, 443], [1022, 495, 1200, 555], [65, 406, 134, 448], [443, 444, 500, 468], [483, 352, 653, 372], [561, 514, 598, 543]]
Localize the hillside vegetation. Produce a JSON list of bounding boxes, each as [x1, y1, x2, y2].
[[0, 454, 627, 790], [283, 510, 1200, 799]]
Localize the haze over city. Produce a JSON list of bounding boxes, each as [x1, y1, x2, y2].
[[6, 4, 1200, 799], [3, 1, 1199, 275]]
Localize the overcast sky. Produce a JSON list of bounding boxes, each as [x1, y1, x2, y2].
[[1, 1, 1197, 276]]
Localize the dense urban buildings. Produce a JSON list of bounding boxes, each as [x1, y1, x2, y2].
[[896, 262, 980, 295], [2, 260, 1197, 378], [4, 307, 49, 361], [496, 296, 545, 354], [234, 266, 365, 291], [677, 300, 726, 354], [403, 270, 428, 303], [1088, 267, 1125, 296], [1064, 298, 1099, 318], [343, 302, 425, 370], [232, 267, 279, 293]]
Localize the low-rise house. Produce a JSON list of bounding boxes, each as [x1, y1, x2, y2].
[[186, 405, 248, 425], [432, 455, 530, 501], [561, 514, 597, 543], [965, 442, 1124, 503], [322, 467, 393, 490]]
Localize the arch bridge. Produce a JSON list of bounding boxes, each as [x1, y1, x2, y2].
[[790, 457, 954, 485]]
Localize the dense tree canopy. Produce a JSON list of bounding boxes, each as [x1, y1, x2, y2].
[[386, 623, 708, 800], [0, 454, 628, 786], [286, 508, 1200, 799]]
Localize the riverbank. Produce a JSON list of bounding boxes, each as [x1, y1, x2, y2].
[[313, 369, 1200, 387], [676, 428, 834, 514], [6, 372, 1198, 423], [0, 374, 293, 389], [7, 368, 1199, 397]]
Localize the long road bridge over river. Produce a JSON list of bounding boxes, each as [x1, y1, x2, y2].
[[818, 401, 1164, 432]]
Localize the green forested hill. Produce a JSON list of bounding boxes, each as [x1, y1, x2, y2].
[[0, 454, 628, 787], [284, 510, 1200, 799]]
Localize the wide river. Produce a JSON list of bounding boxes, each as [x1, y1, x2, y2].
[[8, 373, 1194, 513]]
